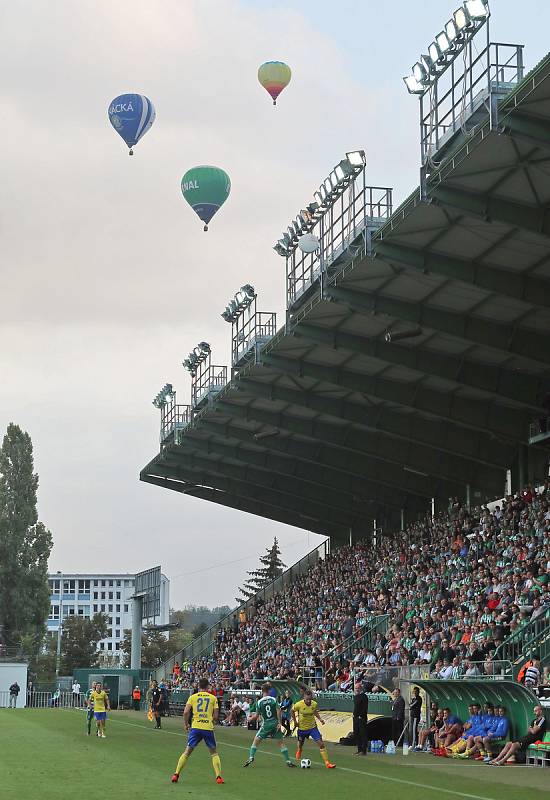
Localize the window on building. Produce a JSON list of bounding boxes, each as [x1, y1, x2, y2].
[[99, 642, 104, 649], [49, 579, 60, 594], [108, 592, 113, 600], [115, 629, 121, 638], [93, 592, 98, 599], [63, 579, 76, 593], [100, 592, 105, 600], [115, 592, 120, 600], [93, 580, 98, 587], [115, 617, 120, 626], [107, 628, 112, 637], [116, 604, 120, 612], [108, 580, 113, 587], [116, 580, 121, 587], [101, 604, 106, 612], [78, 579, 90, 592], [124, 604, 129, 613], [108, 604, 113, 612], [115, 642, 120, 650], [93, 604, 98, 613], [49, 604, 60, 620], [101, 580, 105, 587], [107, 642, 112, 651], [68, 607, 75, 615], [124, 580, 130, 587]]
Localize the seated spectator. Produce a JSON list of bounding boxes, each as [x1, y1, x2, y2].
[[489, 705, 547, 765]]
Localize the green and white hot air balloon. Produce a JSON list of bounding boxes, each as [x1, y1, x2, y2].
[[181, 165, 231, 231]]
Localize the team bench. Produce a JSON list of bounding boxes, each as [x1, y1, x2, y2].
[[527, 733, 550, 767]]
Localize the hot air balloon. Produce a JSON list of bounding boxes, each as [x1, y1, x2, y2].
[[108, 94, 156, 155], [181, 166, 231, 231], [258, 61, 291, 105]]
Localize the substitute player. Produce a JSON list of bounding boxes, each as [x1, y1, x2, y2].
[[86, 681, 97, 736], [90, 681, 110, 739], [171, 677, 224, 785], [292, 690, 335, 769], [243, 684, 296, 768]]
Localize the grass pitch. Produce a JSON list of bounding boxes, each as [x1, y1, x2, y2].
[[1, 708, 548, 800]]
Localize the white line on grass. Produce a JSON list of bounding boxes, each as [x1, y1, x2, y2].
[[96, 714, 499, 800]]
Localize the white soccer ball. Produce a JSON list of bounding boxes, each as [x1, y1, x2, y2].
[[300, 758, 311, 769]]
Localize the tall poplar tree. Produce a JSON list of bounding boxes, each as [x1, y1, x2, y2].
[[0, 424, 53, 649]]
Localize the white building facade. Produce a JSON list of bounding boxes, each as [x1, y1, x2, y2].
[[47, 572, 169, 664]]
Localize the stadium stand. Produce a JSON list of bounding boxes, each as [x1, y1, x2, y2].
[[161, 483, 549, 692]]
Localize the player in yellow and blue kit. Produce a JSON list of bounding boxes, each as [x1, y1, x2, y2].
[[292, 690, 335, 768], [171, 677, 224, 785]]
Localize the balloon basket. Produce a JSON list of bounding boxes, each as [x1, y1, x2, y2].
[[129, 148, 134, 156], [203, 225, 208, 232]]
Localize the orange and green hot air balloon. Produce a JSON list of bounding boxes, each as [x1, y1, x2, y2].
[[258, 61, 291, 106]]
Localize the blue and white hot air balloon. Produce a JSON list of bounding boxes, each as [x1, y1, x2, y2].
[[108, 93, 156, 155]]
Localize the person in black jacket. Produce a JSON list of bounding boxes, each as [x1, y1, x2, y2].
[[353, 679, 382, 755], [391, 688, 405, 746], [409, 686, 422, 748]]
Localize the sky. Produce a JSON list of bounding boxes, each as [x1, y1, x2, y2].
[[2, 0, 550, 609]]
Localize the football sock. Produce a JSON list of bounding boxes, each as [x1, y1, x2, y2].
[[296, 748, 302, 759], [212, 754, 222, 778], [281, 746, 290, 763], [320, 747, 329, 765], [249, 744, 257, 760], [175, 753, 189, 775]]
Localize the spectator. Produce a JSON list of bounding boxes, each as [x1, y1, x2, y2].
[[524, 656, 541, 690], [9, 681, 20, 709], [489, 705, 547, 765], [72, 680, 81, 707]]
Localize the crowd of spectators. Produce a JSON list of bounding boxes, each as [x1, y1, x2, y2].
[[165, 483, 550, 693]]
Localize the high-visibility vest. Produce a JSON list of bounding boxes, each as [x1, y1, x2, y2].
[[132, 689, 141, 700]]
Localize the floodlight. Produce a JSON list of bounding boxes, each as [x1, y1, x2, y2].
[[319, 184, 329, 203], [294, 216, 303, 233], [445, 18, 458, 41], [288, 225, 296, 240], [404, 75, 424, 94], [453, 7, 470, 31], [299, 209, 311, 225], [313, 191, 324, 207], [274, 243, 288, 257], [338, 158, 355, 177], [436, 31, 451, 55], [324, 177, 332, 195], [329, 170, 339, 189], [421, 53, 437, 75], [465, 0, 489, 19], [412, 61, 429, 84], [334, 164, 345, 182], [307, 201, 319, 215], [346, 150, 366, 167], [428, 41, 442, 65]]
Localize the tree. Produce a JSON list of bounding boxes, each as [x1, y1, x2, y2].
[[236, 537, 286, 604], [0, 424, 53, 649], [191, 622, 208, 639], [120, 629, 174, 668], [60, 613, 108, 674]]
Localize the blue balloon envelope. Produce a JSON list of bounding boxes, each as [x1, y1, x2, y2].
[[108, 93, 156, 155]]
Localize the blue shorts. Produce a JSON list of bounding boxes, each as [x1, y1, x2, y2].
[[94, 711, 107, 721], [298, 727, 322, 742], [188, 728, 216, 749]]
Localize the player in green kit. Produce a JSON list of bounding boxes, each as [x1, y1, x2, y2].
[[243, 684, 296, 768]]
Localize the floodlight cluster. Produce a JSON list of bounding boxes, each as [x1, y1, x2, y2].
[[221, 284, 256, 323], [152, 383, 175, 408], [273, 151, 366, 257], [403, 0, 490, 94], [182, 341, 211, 376]]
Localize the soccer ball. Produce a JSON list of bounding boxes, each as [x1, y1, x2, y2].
[[300, 759, 311, 769]]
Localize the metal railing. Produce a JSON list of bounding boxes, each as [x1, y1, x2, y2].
[[161, 403, 192, 444], [323, 614, 390, 665], [232, 311, 277, 368], [0, 690, 88, 708], [155, 538, 330, 680], [421, 41, 524, 168], [286, 177, 392, 310], [192, 365, 228, 409], [494, 612, 550, 666]]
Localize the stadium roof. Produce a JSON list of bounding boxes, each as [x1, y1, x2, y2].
[[141, 53, 550, 545]]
